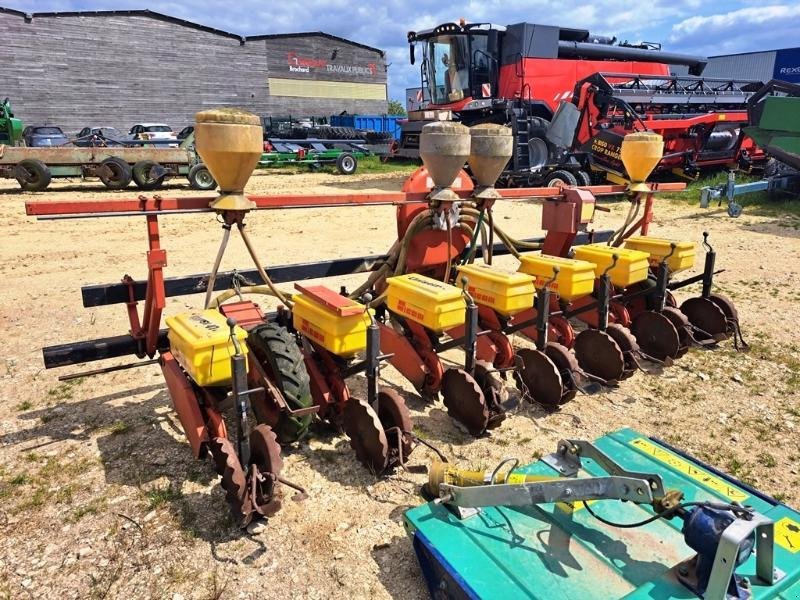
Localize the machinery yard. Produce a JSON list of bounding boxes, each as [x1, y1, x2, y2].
[[1, 169, 799, 599]]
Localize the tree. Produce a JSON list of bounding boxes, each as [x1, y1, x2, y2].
[[387, 99, 406, 116]]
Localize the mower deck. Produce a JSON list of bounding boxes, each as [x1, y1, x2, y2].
[[403, 428, 800, 599]]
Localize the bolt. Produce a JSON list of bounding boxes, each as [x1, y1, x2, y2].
[[563, 488, 573, 497], [678, 565, 689, 576]]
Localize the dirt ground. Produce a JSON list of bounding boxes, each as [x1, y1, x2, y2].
[[1, 170, 799, 599]]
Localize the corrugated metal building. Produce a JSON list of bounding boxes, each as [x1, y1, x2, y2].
[[0, 7, 388, 133], [673, 47, 800, 84]]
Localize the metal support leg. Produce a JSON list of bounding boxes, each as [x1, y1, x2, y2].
[[701, 232, 716, 299], [365, 322, 380, 408], [464, 302, 478, 374], [535, 287, 552, 352], [598, 274, 610, 332], [231, 352, 250, 468]]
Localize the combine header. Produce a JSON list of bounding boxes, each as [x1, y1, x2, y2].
[[398, 21, 764, 186], [26, 113, 746, 526]]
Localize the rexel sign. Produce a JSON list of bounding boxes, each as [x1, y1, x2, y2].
[[773, 47, 800, 83]]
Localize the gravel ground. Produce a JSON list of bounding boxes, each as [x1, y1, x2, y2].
[[0, 170, 798, 599]]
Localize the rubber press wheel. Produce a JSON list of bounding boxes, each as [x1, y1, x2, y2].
[[15, 159, 51, 191], [99, 156, 132, 189], [132, 159, 166, 189], [246, 322, 314, 444]]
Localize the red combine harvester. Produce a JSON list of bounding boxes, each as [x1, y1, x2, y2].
[[397, 21, 764, 185]]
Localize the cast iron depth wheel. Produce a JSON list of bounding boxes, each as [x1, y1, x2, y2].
[[15, 159, 51, 191], [680, 297, 728, 341], [605, 323, 640, 378], [441, 368, 489, 436], [132, 159, 166, 189], [574, 329, 625, 383], [545, 343, 579, 402], [343, 398, 389, 473], [246, 322, 314, 444], [375, 388, 413, 467], [99, 156, 132, 189], [208, 435, 251, 525], [473, 360, 507, 429], [630, 311, 681, 361], [248, 424, 283, 517], [515, 348, 563, 407]]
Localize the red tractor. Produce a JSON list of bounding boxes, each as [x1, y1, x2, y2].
[[398, 21, 764, 185]]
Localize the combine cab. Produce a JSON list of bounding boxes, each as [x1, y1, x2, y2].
[[398, 21, 764, 186], [572, 73, 765, 181]]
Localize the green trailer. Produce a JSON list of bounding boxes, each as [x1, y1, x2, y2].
[[258, 137, 368, 174]]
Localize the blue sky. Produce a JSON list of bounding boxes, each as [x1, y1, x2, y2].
[[4, 0, 800, 102]]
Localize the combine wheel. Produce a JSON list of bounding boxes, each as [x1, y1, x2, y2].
[[375, 388, 413, 467], [441, 369, 490, 436], [132, 159, 166, 189], [247, 323, 314, 444], [335, 152, 358, 175], [342, 398, 389, 473], [209, 436, 251, 524], [99, 156, 132, 189], [575, 170, 593, 186], [544, 169, 578, 187], [574, 329, 625, 383], [248, 424, 283, 517], [15, 159, 51, 191], [187, 163, 217, 190], [630, 311, 680, 361], [515, 348, 563, 407], [680, 297, 728, 341]]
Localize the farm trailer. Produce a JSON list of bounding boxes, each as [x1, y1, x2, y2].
[[0, 136, 215, 191]]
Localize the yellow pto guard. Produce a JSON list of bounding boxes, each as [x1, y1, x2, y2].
[[292, 285, 371, 357], [623, 236, 696, 273], [517, 253, 597, 301], [166, 309, 249, 386], [386, 274, 466, 333], [456, 264, 535, 316], [573, 244, 650, 288]]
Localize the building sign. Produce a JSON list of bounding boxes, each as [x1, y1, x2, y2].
[[287, 52, 377, 77], [773, 47, 800, 83]]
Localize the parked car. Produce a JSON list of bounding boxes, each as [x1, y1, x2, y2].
[[74, 126, 126, 147], [22, 125, 69, 147], [177, 126, 194, 141], [128, 123, 177, 145]]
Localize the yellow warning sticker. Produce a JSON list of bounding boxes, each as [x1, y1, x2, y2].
[[775, 517, 800, 553], [629, 438, 749, 503]]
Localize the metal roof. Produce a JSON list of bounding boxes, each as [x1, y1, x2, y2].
[[0, 6, 384, 55]]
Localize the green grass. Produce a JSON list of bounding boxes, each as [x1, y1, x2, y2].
[[146, 484, 183, 509], [354, 155, 418, 174], [15, 400, 33, 411]]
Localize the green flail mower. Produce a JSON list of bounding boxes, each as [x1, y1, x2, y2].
[[405, 428, 800, 599]]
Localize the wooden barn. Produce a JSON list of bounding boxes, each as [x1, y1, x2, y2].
[[0, 7, 388, 133]]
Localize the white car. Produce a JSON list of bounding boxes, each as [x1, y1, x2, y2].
[[128, 123, 177, 146]]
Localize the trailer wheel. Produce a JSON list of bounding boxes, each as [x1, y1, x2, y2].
[[15, 159, 51, 191], [575, 170, 592, 186], [132, 160, 165, 190], [187, 163, 216, 190], [336, 152, 358, 175], [544, 169, 578, 187], [99, 156, 132, 189]]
